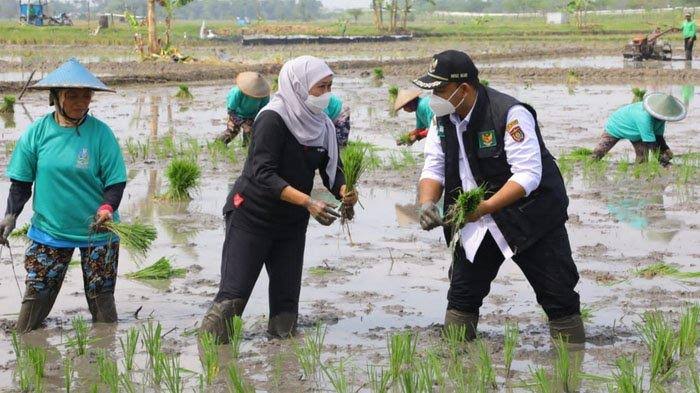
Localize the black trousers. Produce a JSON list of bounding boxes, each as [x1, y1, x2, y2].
[[447, 224, 581, 320], [685, 36, 695, 60], [214, 214, 307, 318]]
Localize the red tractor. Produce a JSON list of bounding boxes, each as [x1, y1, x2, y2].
[[623, 28, 674, 61]]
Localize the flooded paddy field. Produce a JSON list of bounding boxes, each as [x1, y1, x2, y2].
[[0, 72, 698, 392]]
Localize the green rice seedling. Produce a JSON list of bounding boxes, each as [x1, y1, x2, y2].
[[395, 132, 413, 146], [227, 315, 244, 359], [4, 140, 17, 158], [567, 147, 593, 160], [199, 331, 220, 385], [141, 320, 163, 369], [388, 85, 399, 102], [566, 70, 580, 85], [582, 157, 608, 181], [503, 322, 519, 379], [97, 350, 120, 393], [181, 138, 202, 159], [11, 331, 22, 362], [63, 355, 74, 393], [631, 154, 664, 180], [474, 339, 497, 390], [120, 327, 140, 372], [445, 186, 487, 253], [557, 156, 574, 182], [367, 365, 391, 393], [553, 336, 581, 392], [0, 95, 16, 113], [609, 355, 643, 393], [631, 87, 646, 103], [293, 322, 326, 379], [678, 304, 699, 358], [161, 354, 183, 393], [442, 324, 468, 359], [227, 363, 254, 393], [616, 158, 631, 176], [373, 67, 384, 80], [387, 331, 417, 380], [529, 366, 552, 393], [89, 382, 99, 393], [164, 157, 201, 201], [271, 76, 279, 92], [340, 141, 369, 194], [675, 154, 697, 185], [322, 359, 351, 393], [175, 84, 194, 99], [101, 221, 157, 257], [26, 345, 46, 391], [124, 138, 139, 163], [138, 140, 150, 159], [126, 257, 186, 280], [480, 79, 490, 87], [16, 354, 32, 392], [580, 305, 595, 323], [206, 140, 228, 168], [69, 315, 89, 356], [637, 311, 678, 382], [635, 262, 700, 280], [398, 366, 420, 393], [9, 223, 30, 241], [119, 373, 137, 393]]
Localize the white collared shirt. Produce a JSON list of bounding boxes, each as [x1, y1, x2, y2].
[[420, 103, 542, 263]]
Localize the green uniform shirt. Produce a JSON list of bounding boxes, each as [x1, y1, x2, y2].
[[682, 20, 697, 38], [226, 86, 270, 119], [324, 94, 343, 121], [604, 102, 665, 143], [415, 96, 434, 129], [6, 113, 127, 243]]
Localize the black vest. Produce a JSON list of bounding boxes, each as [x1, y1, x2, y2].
[[439, 85, 569, 254]]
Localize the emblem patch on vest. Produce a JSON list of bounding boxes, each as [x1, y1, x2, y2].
[[478, 130, 496, 148], [437, 124, 445, 139], [507, 119, 525, 142]]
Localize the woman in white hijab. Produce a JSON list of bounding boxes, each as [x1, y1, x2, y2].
[[201, 56, 358, 340]]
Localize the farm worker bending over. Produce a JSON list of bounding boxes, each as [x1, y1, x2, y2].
[[592, 93, 685, 167], [0, 59, 127, 332], [395, 89, 434, 145], [200, 56, 358, 341], [216, 71, 271, 147], [324, 93, 352, 147], [414, 50, 584, 343]]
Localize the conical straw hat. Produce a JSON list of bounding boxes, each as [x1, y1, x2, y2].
[[31, 58, 114, 92], [236, 71, 270, 98], [643, 92, 686, 122], [393, 89, 421, 111]]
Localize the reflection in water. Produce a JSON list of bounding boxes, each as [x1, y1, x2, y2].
[[167, 97, 174, 135], [1, 112, 15, 129], [150, 95, 160, 142], [682, 84, 695, 106], [129, 96, 144, 129]]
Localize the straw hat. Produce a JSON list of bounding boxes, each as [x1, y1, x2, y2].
[[236, 71, 270, 98], [393, 89, 421, 111], [31, 58, 114, 92], [643, 92, 686, 122]]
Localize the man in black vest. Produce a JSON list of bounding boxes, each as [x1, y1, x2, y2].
[[414, 50, 584, 343]]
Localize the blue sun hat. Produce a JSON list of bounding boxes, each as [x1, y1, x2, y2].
[[30, 58, 115, 92], [643, 92, 686, 122]]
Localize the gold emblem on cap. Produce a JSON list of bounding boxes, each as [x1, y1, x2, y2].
[[429, 58, 438, 73]]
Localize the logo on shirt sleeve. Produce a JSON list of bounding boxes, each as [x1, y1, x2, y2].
[[507, 119, 525, 143], [478, 130, 497, 148]]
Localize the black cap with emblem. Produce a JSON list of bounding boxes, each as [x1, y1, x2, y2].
[[413, 50, 479, 89]]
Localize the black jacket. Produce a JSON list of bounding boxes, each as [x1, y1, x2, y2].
[[223, 110, 345, 236], [439, 85, 569, 254]]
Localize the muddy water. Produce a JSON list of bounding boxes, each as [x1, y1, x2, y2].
[[0, 76, 699, 391], [484, 55, 700, 70]]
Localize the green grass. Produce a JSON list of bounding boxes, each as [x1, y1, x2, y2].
[[102, 221, 157, 258], [635, 262, 700, 280], [174, 84, 194, 100], [125, 257, 186, 280], [164, 157, 201, 201], [0, 95, 16, 114]]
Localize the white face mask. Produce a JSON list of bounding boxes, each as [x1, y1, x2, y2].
[[429, 85, 466, 117], [306, 92, 331, 114]]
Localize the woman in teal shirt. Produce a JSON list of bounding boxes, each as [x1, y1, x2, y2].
[[592, 93, 685, 166], [0, 59, 127, 332], [324, 94, 351, 146], [394, 89, 433, 145], [216, 71, 270, 146]]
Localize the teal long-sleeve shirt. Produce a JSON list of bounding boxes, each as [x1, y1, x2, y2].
[[604, 102, 665, 143], [226, 86, 270, 119]]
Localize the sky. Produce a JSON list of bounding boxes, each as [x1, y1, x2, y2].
[[320, 0, 369, 10]]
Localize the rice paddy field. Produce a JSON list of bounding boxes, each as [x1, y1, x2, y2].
[[0, 30, 699, 392]]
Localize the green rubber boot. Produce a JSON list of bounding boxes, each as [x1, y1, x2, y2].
[[16, 288, 60, 333], [200, 299, 246, 344], [87, 293, 118, 323], [443, 309, 478, 341], [549, 314, 586, 345], [267, 312, 298, 338]]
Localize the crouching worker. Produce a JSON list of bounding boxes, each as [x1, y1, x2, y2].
[[593, 93, 685, 167], [414, 50, 584, 344], [200, 56, 358, 341], [216, 71, 271, 146], [0, 59, 127, 333], [395, 89, 433, 145], [324, 94, 352, 147]]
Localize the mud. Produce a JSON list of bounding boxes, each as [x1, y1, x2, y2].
[[0, 65, 698, 391]]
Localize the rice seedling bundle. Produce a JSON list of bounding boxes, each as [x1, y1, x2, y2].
[[227, 315, 244, 359], [678, 304, 699, 357], [610, 356, 643, 393], [125, 257, 186, 280], [199, 331, 220, 385], [9, 223, 30, 241], [388, 85, 399, 102], [0, 95, 15, 113], [635, 262, 700, 280], [164, 157, 201, 201], [340, 142, 368, 193], [480, 79, 490, 87], [445, 186, 487, 253], [174, 84, 193, 99], [69, 315, 89, 356], [637, 311, 678, 382], [102, 221, 157, 258], [396, 132, 413, 146], [631, 87, 646, 103], [373, 67, 384, 80]]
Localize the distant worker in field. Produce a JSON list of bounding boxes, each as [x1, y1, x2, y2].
[[0, 59, 127, 332], [680, 12, 697, 60], [414, 50, 584, 344], [394, 89, 434, 145], [216, 71, 271, 147], [324, 93, 352, 147], [592, 93, 685, 167]]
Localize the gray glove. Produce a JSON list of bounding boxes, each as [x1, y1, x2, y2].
[[419, 202, 443, 231], [0, 214, 17, 245]]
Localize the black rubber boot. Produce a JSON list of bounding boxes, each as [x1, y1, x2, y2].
[[549, 314, 586, 345], [443, 309, 479, 341], [200, 298, 246, 344], [267, 312, 297, 338], [16, 288, 60, 333], [87, 293, 118, 323]]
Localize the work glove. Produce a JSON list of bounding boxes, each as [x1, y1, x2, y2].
[[305, 198, 341, 226], [419, 202, 443, 231], [0, 214, 17, 245]]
